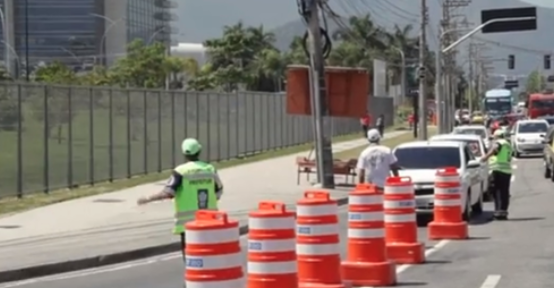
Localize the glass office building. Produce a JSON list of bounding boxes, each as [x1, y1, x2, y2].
[[3, 0, 172, 72]]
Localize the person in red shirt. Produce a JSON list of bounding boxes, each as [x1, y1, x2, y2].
[[360, 112, 372, 137]]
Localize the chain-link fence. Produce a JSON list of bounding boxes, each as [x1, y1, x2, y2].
[[0, 82, 394, 197]]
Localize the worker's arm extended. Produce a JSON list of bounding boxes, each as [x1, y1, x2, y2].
[[481, 143, 500, 162], [137, 171, 182, 205]]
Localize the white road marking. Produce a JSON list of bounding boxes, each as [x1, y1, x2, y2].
[[359, 240, 450, 288], [1, 238, 451, 288], [479, 275, 501, 288], [511, 175, 515, 182], [512, 164, 517, 169]]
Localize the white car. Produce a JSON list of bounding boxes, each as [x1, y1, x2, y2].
[[452, 125, 491, 149], [510, 119, 549, 157], [430, 134, 490, 201], [393, 141, 484, 220]]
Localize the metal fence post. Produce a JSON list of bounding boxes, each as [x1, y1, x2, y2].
[[170, 91, 176, 167], [89, 87, 94, 185], [108, 88, 114, 181], [43, 85, 50, 193], [16, 83, 23, 197], [67, 86, 74, 188], [157, 91, 162, 172], [126, 89, 131, 178]]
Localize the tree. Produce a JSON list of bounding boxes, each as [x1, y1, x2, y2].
[[526, 70, 545, 93], [32, 62, 80, 143]]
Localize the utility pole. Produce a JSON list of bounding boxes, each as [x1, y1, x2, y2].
[[437, 0, 471, 132], [468, 41, 474, 112], [301, 0, 335, 188], [418, 0, 428, 139]]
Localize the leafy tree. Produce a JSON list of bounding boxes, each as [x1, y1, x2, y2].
[[32, 62, 80, 143], [526, 70, 545, 94]]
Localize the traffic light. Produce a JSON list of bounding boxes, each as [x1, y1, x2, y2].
[[508, 54, 515, 69], [545, 54, 551, 70]]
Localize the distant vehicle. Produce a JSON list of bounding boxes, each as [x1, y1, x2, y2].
[[452, 125, 491, 149], [483, 89, 513, 119], [542, 125, 554, 181], [471, 111, 484, 124], [510, 119, 549, 157], [537, 115, 554, 126], [393, 141, 484, 220], [527, 92, 554, 119]]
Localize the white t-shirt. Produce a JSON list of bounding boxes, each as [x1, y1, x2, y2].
[[356, 144, 397, 187]]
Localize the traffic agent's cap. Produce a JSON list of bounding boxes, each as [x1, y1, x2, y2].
[[367, 128, 381, 142], [181, 138, 202, 155]]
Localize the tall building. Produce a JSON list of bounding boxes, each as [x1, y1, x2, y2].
[[0, 0, 174, 76]]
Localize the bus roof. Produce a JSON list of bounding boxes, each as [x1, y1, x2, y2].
[[485, 89, 511, 97], [529, 93, 554, 99]]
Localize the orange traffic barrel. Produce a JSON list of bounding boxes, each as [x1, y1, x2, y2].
[[296, 191, 346, 288], [428, 167, 469, 240], [247, 201, 297, 288], [185, 210, 244, 288], [341, 184, 396, 286], [384, 176, 425, 264]]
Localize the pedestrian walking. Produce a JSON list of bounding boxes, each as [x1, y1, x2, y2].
[[356, 129, 400, 189]]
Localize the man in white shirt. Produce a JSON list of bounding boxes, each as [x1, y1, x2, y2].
[[356, 129, 399, 188]]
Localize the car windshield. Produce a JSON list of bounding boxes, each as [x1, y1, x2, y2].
[[452, 128, 486, 138], [394, 147, 461, 169], [517, 122, 548, 133], [433, 139, 482, 157], [530, 99, 554, 109]]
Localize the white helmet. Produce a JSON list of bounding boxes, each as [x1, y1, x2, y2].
[[367, 128, 381, 142]]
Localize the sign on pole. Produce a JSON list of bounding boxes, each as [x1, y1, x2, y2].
[[481, 7, 537, 33]]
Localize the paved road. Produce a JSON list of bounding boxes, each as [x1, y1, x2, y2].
[[399, 156, 553, 288], [0, 205, 432, 288]]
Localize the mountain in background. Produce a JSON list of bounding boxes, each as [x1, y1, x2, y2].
[[175, 0, 554, 76]]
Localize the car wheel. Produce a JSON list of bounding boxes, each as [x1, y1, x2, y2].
[[472, 187, 484, 216], [545, 161, 552, 179], [515, 151, 521, 158], [462, 190, 472, 221]]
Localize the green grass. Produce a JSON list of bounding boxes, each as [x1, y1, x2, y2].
[[0, 130, 372, 215], [1, 89, 368, 197]]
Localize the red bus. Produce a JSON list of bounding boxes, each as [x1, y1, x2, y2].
[[527, 92, 554, 118]]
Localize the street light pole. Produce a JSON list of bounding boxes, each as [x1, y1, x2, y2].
[[435, 16, 536, 133], [90, 13, 124, 65]]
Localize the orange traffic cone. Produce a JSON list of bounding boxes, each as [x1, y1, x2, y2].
[[428, 167, 469, 240], [184, 211, 244, 288], [247, 201, 297, 288], [341, 184, 396, 286], [297, 191, 346, 288], [384, 177, 425, 264]]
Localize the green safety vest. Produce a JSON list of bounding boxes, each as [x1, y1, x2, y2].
[[173, 161, 219, 234], [490, 139, 512, 174]]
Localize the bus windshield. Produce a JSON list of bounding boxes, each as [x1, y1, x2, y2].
[[484, 97, 512, 112], [530, 98, 554, 109]]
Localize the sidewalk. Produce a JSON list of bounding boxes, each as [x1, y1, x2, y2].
[[0, 131, 406, 282]]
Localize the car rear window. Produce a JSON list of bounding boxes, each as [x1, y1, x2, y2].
[[394, 147, 461, 169], [517, 122, 548, 133], [433, 139, 482, 157], [452, 128, 486, 138]]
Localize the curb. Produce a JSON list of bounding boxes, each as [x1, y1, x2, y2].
[[0, 197, 350, 283]]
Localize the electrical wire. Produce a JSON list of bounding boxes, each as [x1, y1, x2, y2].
[[297, 0, 332, 59]]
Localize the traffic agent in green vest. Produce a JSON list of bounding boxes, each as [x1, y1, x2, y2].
[[481, 129, 512, 220], [137, 138, 224, 234]]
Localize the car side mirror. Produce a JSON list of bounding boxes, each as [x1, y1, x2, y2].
[[467, 160, 480, 169]]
